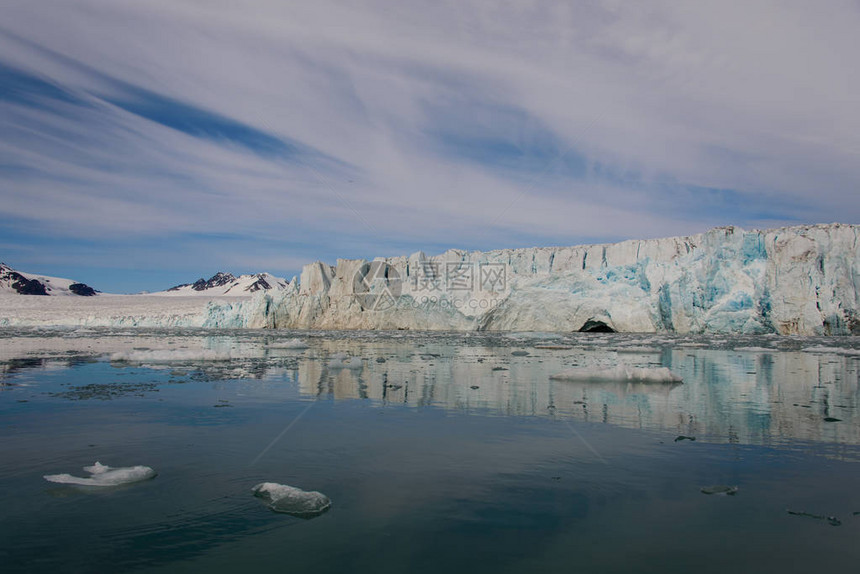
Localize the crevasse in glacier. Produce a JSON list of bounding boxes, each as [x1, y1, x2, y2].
[[206, 224, 860, 334]]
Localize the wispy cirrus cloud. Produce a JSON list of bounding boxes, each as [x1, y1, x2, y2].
[[1, 0, 858, 291]]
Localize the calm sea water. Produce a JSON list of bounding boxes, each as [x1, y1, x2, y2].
[[2, 328, 860, 573]]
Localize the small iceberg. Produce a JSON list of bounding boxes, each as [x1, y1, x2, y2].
[[252, 482, 331, 517], [802, 346, 860, 356], [110, 349, 234, 363], [550, 365, 682, 383], [506, 332, 562, 340], [268, 338, 309, 350], [44, 462, 157, 487], [701, 485, 738, 495]]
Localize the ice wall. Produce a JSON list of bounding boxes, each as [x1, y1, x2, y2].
[[210, 224, 860, 334]]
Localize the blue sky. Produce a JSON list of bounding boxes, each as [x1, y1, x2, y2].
[[1, 1, 859, 293]]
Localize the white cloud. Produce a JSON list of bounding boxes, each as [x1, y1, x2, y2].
[[1, 0, 858, 280]]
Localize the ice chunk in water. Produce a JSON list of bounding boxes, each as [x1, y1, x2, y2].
[[550, 365, 682, 383], [252, 482, 331, 517], [701, 485, 738, 495], [786, 509, 841, 526], [268, 338, 309, 350], [803, 346, 860, 356], [44, 462, 157, 486]]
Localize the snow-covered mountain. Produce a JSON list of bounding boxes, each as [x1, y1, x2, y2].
[[0, 263, 98, 296], [154, 272, 289, 296], [0, 263, 288, 299]]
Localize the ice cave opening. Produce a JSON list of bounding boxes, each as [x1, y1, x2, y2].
[[579, 320, 616, 333]]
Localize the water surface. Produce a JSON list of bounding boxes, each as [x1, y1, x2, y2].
[[2, 328, 859, 572]]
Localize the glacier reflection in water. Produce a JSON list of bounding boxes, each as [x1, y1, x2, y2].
[[2, 328, 859, 448], [289, 335, 860, 448]]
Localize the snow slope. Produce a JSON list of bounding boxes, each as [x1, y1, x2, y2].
[[0, 263, 98, 296], [0, 293, 246, 327], [0, 267, 289, 327]]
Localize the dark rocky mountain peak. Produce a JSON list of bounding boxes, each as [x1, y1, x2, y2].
[[1, 263, 99, 296], [245, 275, 272, 292], [192, 272, 237, 291], [69, 283, 98, 296], [0, 263, 48, 295]]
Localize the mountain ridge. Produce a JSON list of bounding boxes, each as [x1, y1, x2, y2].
[[0, 262, 99, 297], [158, 271, 289, 296]]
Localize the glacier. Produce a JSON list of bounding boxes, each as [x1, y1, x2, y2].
[[205, 223, 860, 335], [1, 223, 858, 334]]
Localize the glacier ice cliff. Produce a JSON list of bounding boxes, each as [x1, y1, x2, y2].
[[205, 224, 860, 335]]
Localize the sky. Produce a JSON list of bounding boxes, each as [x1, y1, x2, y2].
[[1, 0, 859, 293]]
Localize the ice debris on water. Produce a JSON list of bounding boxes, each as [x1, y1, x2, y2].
[[802, 346, 860, 356], [43, 462, 156, 487], [268, 338, 309, 350], [700, 485, 738, 495], [110, 349, 236, 363], [550, 365, 682, 383], [787, 509, 841, 526], [252, 482, 331, 517], [506, 332, 563, 340]]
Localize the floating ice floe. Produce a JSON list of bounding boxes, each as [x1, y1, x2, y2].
[[701, 485, 738, 495], [110, 349, 237, 363], [787, 509, 841, 526], [550, 365, 682, 383], [802, 346, 860, 356], [267, 338, 309, 350], [732, 346, 776, 353], [614, 346, 663, 354], [43, 462, 157, 486], [252, 482, 331, 517], [505, 332, 563, 340]]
